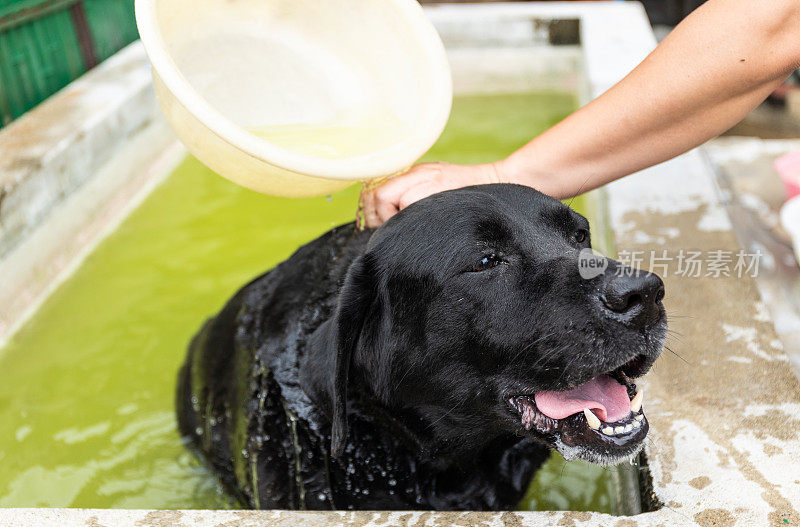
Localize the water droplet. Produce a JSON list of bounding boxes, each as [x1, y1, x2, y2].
[[195, 427, 203, 436], [388, 478, 396, 486], [318, 493, 326, 501]]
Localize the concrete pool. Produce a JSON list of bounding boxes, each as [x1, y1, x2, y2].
[[0, 92, 605, 511], [1, 2, 799, 525]]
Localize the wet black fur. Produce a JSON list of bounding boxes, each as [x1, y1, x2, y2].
[[177, 184, 665, 510]]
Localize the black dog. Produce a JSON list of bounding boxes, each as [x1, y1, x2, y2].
[[177, 184, 666, 510]]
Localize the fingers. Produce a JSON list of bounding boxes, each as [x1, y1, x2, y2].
[[372, 174, 411, 225], [361, 175, 405, 228], [362, 166, 428, 228], [361, 162, 464, 228], [375, 191, 399, 225]]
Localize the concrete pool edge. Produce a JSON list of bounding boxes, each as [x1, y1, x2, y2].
[[1, 2, 799, 525], [0, 42, 183, 343], [0, 508, 671, 527]]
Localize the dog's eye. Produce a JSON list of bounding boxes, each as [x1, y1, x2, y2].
[[572, 229, 588, 243], [473, 254, 502, 272]]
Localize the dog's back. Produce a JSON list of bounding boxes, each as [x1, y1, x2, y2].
[[176, 223, 372, 507]]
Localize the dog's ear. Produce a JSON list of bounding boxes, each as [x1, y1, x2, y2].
[[330, 253, 377, 457]]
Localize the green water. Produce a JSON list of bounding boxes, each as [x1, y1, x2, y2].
[[0, 92, 617, 512]]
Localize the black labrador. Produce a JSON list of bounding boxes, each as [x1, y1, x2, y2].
[[177, 183, 666, 510]]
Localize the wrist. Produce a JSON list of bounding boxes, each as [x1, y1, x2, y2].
[[495, 147, 578, 199], [493, 153, 540, 187]]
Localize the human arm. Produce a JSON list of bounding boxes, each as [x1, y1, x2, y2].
[[362, 0, 800, 227]]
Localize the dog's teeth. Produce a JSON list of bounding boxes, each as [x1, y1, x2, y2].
[[614, 425, 625, 434], [583, 409, 601, 430], [630, 390, 643, 413], [602, 426, 614, 435], [635, 414, 644, 422], [632, 419, 642, 428], [623, 424, 633, 433]]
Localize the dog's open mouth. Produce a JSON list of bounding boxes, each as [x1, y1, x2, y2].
[[508, 368, 648, 465]]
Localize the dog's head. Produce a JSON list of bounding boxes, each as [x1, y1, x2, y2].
[[306, 184, 666, 466]]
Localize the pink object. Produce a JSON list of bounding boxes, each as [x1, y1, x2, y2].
[[775, 151, 800, 200], [534, 374, 631, 422]]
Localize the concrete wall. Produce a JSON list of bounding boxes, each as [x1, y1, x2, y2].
[[0, 42, 183, 342]]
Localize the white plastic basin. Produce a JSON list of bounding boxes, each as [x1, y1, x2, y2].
[[135, 0, 452, 197]]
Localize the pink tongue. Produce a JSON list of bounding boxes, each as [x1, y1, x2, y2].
[[534, 375, 631, 422]]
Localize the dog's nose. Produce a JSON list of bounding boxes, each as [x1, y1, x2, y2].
[[600, 270, 664, 326]]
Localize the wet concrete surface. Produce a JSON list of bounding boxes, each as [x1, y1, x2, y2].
[[605, 144, 800, 526], [704, 137, 800, 380]]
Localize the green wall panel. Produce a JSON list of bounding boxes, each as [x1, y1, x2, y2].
[[84, 0, 136, 62], [0, 0, 139, 128]]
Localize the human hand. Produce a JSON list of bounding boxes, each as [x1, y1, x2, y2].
[[361, 161, 504, 228]]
